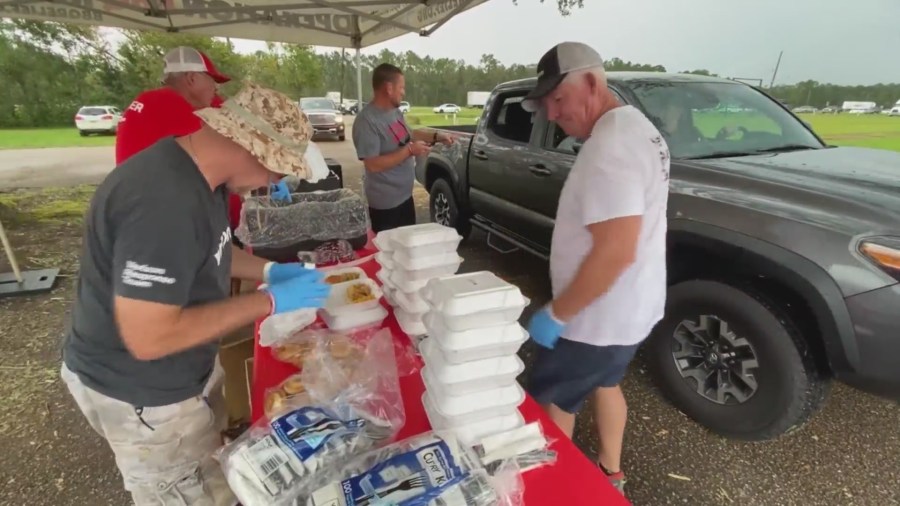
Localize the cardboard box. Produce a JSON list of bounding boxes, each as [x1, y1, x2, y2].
[[220, 324, 255, 425]]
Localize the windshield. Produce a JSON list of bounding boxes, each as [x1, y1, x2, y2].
[[628, 80, 824, 159], [300, 98, 336, 110]]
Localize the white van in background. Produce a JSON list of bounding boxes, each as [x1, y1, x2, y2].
[[842, 101, 878, 114]]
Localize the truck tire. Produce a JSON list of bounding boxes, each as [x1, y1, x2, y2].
[[429, 178, 471, 239], [647, 279, 829, 441]]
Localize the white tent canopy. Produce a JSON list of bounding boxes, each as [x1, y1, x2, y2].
[[0, 0, 489, 102]]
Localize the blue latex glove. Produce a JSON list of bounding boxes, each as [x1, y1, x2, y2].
[[265, 273, 330, 315], [527, 305, 566, 349], [270, 179, 291, 202], [264, 261, 319, 285]]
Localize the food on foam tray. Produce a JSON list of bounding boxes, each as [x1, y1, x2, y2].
[[346, 282, 375, 304], [324, 272, 361, 284]]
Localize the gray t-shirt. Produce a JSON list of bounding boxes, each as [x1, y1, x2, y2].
[[63, 136, 233, 407], [352, 104, 416, 210]]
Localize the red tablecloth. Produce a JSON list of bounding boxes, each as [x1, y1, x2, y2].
[[249, 251, 630, 506]]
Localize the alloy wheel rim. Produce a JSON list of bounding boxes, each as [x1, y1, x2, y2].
[[434, 193, 451, 226], [671, 315, 760, 405]]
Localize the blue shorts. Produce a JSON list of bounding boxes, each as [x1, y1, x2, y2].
[[527, 338, 640, 414]]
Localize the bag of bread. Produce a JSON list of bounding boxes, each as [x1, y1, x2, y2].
[[263, 374, 308, 419]]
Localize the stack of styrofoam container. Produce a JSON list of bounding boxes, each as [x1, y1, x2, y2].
[[373, 224, 463, 338], [419, 271, 531, 446]]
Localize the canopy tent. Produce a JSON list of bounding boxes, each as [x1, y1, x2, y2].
[[0, 0, 489, 102], [0, 0, 488, 297]]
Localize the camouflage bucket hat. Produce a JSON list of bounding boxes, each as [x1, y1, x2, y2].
[[195, 81, 313, 178]]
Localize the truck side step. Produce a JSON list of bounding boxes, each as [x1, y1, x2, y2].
[[486, 232, 520, 254]]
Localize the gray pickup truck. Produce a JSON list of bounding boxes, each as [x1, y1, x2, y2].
[[416, 72, 900, 441]]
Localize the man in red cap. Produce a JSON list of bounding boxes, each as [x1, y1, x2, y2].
[[117, 46, 249, 230], [116, 46, 231, 164]]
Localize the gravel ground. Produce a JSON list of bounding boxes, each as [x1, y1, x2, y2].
[[0, 139, 898, 506]]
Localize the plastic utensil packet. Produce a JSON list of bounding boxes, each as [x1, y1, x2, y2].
[[304, 431, 524, 506], [217, 395, 396, 506]]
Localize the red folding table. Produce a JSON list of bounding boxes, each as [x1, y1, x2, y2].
[[248, 243, 630, 505]]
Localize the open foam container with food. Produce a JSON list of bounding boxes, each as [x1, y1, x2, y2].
[[323, 278, 383, 316], [320, 266, 367, 285]]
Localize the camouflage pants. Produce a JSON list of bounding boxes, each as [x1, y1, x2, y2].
[[61, 362, 237, 506]]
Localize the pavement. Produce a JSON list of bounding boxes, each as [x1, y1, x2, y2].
[[0, 138, 899, 505], [0, 147, 115, 189]]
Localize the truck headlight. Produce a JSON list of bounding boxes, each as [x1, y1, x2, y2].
[[860, 236, 900, 280], [334, 115, 343, 123]]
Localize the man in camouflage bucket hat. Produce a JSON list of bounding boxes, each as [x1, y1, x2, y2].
[[61, 81, 331, 504], [196, 81, 314, 182]]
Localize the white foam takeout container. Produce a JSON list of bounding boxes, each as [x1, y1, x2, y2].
[[423, 393, 525, 446], [388, 223, 462, 259], [390, 256, 463, 284], [382, 285, 400, 308], [372, 231, 396, 252], [322, 278, 383, 316], [320, 304, 388, 332], [393, 288, 430, 316], [394, 307, 427, 337], [387, 269, 429, 295], [422, 271, 527, 316], [422, 367, 525, 425], [424, 313, 529, 364], [420, 338, 524, 395], [391, 249, 463, 271], [374, 251, 396, 270]]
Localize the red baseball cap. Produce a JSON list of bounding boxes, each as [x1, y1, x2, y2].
[[162, 46, 231, 84]]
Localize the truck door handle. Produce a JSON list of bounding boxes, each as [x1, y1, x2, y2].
[[529, 164, 552, 176], [472, 150, 489, 160]]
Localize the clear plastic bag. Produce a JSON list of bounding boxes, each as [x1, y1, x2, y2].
[[236, 188, 370, 250], [304, 431, 524, 506], [297, 240, 358, 266], [218, 330, 405, 506], [259, 308, 319, 348]]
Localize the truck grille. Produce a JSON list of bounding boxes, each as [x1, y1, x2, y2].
[[307, 113, 336, 125]]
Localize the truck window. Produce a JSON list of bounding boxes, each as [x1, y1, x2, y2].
[[487, 93, 533, 144]]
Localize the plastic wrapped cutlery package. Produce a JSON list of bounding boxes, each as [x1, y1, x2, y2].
[[305, 431, 524, 506]]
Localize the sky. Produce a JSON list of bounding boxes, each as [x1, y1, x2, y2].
[[112, 0, 900, 86]]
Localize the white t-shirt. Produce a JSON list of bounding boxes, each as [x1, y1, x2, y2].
[[550, 105, 670, 347]]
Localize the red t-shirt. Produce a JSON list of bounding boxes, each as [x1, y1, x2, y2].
[[116, 88, 244, 230]]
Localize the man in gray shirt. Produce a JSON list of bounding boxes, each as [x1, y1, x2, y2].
[[61, 83, 329, 505], [352, 63, 457, 232]]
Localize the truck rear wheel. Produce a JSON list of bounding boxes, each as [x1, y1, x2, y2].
[[429, 178, 471, 239], [647, 279, 829, 441]]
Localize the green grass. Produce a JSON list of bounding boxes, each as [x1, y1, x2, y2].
[[405, 106, 482, 127], [798, 113, 900, 151], [1, 111, 898, 152], [0, 128, 116, 150]]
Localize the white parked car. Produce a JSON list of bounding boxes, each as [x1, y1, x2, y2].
[[399, 101, 411, 114], [75, 105, 122, 136], [433, 103, 461, 114], [888, 107, 900, 116]]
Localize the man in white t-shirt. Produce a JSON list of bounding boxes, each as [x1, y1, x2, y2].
[[521, 42, 670, 495]]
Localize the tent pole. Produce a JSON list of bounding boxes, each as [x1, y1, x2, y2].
[[355, 47, 362, 109]]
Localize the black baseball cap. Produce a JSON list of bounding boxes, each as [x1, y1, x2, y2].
[[522, 41, 605, 112]]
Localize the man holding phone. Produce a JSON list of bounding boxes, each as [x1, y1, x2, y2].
[[353, 63, 456, 232]]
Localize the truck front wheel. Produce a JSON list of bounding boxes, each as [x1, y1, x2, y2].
[[647, 279, 829, 441], [429, 178, 471, 239]]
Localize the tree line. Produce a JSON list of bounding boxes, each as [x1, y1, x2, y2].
[[1, 19, 898, 128]]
